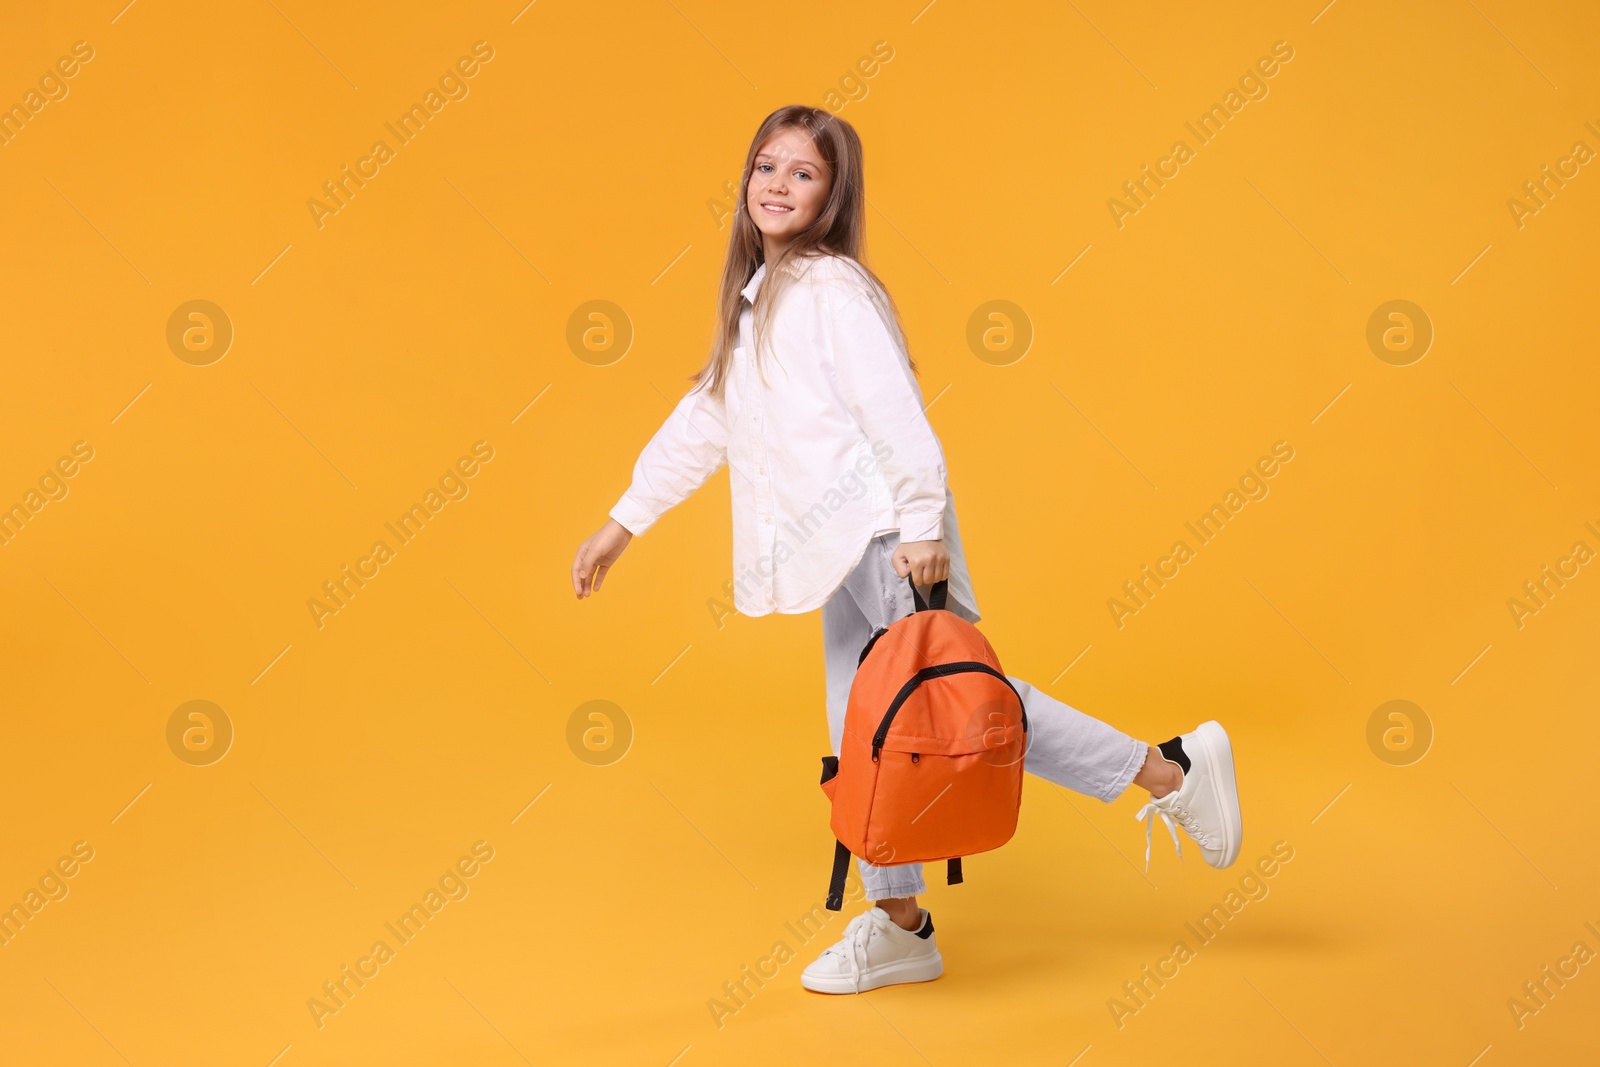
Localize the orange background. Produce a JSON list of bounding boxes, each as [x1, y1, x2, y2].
[[2, 1, 1597, 1064]]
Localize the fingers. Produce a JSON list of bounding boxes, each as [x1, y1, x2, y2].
[[573, 545, 598, 598], [572, 549, 589, 597], [898, 546, 951, 587], [575, 524, 627, 599], [917, 556, 951, 586]]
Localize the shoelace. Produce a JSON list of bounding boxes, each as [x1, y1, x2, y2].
[[1134, 796, 1212, 871], [822, 911, 880, 993]]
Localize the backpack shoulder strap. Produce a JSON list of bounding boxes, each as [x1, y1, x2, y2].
[[826, 839, 852, 911], [829, 849, 961, 909]]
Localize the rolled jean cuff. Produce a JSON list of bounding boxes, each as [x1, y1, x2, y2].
[[857, 858, 927, 899], [1100, 736, 1150, 803]]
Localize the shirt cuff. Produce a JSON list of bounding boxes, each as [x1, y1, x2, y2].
[[609, 494, 656, 537], [897, 511, 944, 544]]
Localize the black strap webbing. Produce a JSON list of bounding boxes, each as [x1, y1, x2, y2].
[[827, 846, 963, 909], [826, 839, 852, 911], [909, 577, 948, 612]]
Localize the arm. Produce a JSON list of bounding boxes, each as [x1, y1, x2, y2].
[[820, 276, 948, 546], [608, 380, 730, 536], [574, 380, 729, 598]]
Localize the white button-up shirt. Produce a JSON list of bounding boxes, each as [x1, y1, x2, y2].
[[609, 253, 979, 619]]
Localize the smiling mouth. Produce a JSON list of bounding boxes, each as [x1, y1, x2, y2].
[[760, 203, 793, 214]]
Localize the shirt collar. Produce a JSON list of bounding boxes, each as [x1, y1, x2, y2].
[[740, 262, 767, 304], [740, 255, 821, 304]]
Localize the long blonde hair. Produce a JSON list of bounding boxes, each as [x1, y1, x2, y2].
[[689, 105, 918, 400]]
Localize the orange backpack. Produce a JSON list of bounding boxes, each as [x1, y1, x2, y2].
[[820, 578, 1028, 910]]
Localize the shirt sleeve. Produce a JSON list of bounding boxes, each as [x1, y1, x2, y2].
[[818, 274, 948, 543], [609, 380, 730, 536]]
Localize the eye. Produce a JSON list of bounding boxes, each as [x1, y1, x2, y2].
[[795, 170, 811, 180], [756, 163, 772, 173]]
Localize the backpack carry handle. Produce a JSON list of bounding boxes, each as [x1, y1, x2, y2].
[[909, 577, 948, 612]]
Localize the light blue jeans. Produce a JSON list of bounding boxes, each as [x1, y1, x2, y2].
[[821, 533, 1149, 899]]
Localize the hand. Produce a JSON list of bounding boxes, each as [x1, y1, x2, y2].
[[572, 519, 634, 599], [892, 539, 950, 586]]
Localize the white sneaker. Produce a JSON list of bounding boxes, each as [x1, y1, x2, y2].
[[1134, 720, 1242, 869], [799, 906, 943, 994]]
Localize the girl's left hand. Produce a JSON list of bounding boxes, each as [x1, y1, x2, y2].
[[893, 539, 950, 585]]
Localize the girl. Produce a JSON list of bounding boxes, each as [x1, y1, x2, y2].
[[571, 105, 1243, 995]]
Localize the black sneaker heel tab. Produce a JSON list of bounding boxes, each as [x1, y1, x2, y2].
[[1158, 736, 1191, 775]]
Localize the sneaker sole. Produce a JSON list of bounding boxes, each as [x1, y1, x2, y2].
[[1194, 719, 1242, 868], [799, 951, 944, 994]]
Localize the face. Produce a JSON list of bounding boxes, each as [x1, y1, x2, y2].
[[746, 127, 831, 253]]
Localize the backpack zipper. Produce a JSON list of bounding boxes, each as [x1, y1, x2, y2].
[[870, 661, 1027, 761]]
